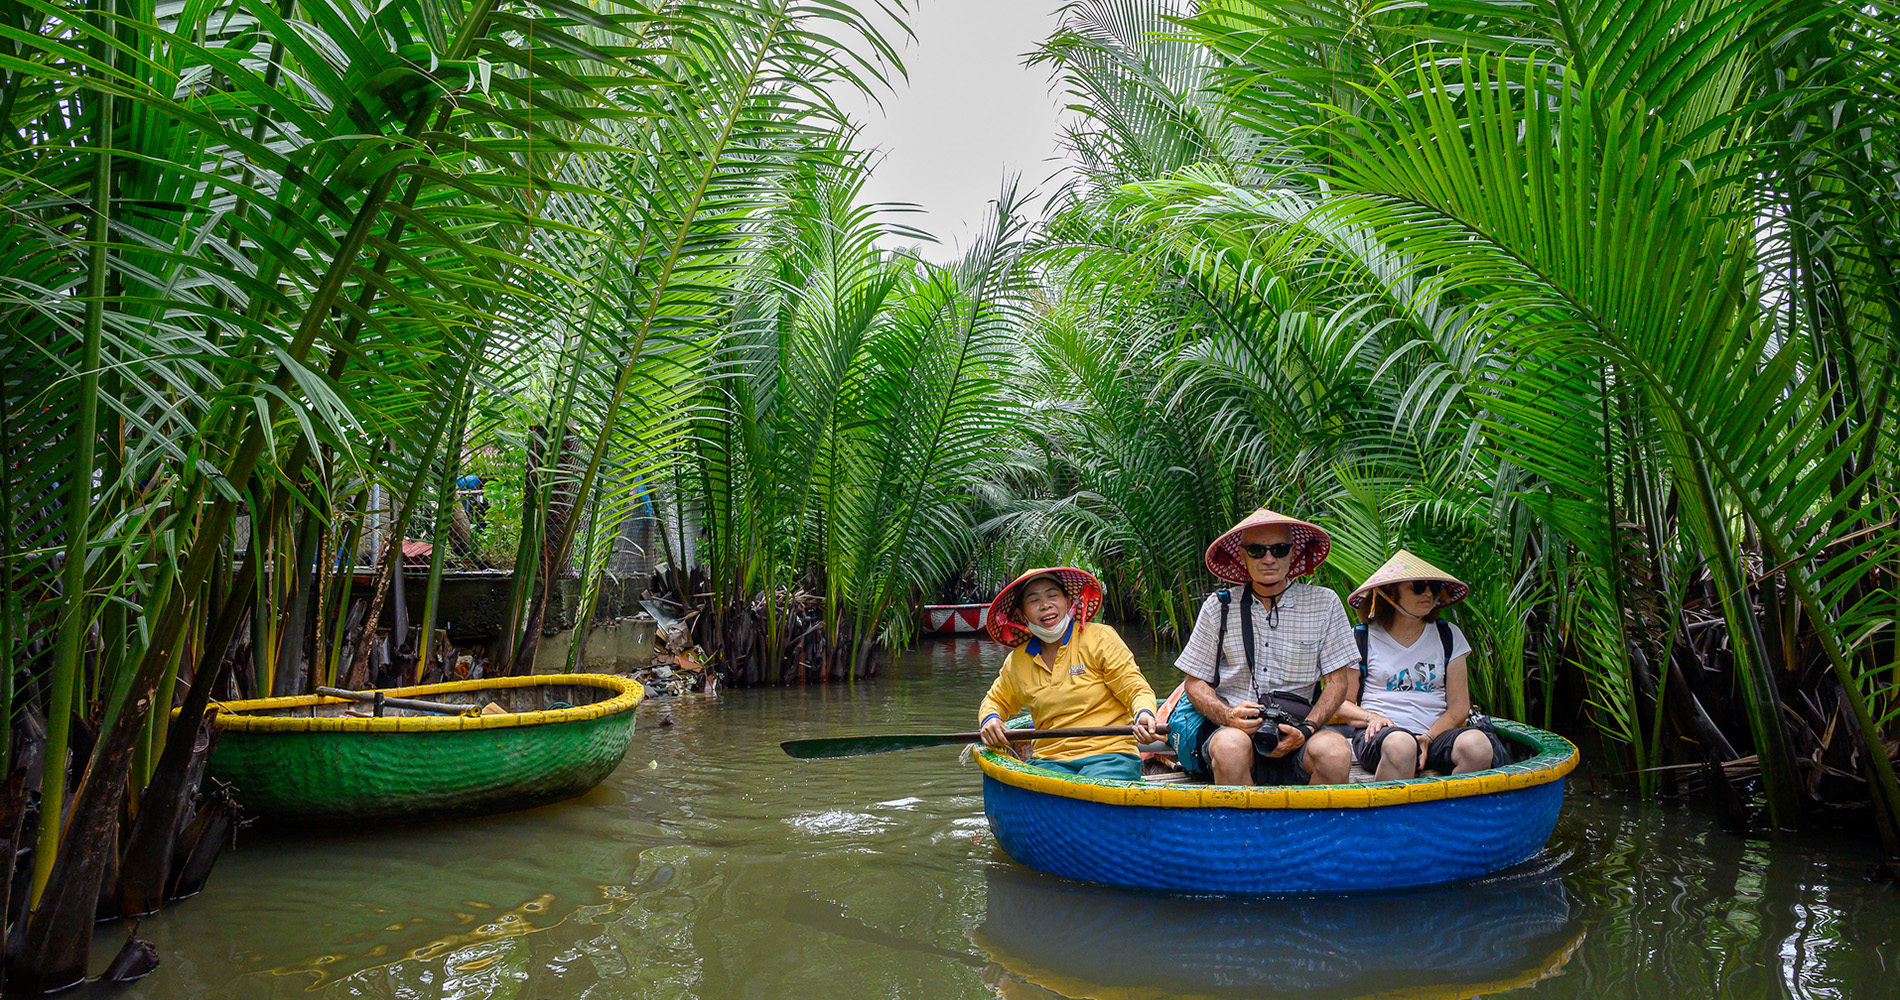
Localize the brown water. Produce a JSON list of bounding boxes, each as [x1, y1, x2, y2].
[[92, 635, 1896, 999]]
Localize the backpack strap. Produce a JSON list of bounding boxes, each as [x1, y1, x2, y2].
[[1354, 623, 1369, 703], [1237, 584, 1257, 701], [1436, 621, 1461, 729], [1212, 589, 1231, 689]]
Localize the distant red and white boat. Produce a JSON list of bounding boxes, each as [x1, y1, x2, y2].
[[918, 603, 989, 635]]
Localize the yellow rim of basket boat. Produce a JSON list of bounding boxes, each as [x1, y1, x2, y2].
[[972, 729, 1577, 809], [190, 673, 643, 734]]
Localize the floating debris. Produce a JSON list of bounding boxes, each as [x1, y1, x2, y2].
[[636, 603, 716, 697], [633, 660, 712, 698]]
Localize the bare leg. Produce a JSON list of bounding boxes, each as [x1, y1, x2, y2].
[[1304, 728, 1352, 785], [1205, 727, 1255, 786], [1373, 730, 1419, 780], [1451, 729, 1495, 774]]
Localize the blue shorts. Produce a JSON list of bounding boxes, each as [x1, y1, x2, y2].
[[1030, 752, 1142, 782]]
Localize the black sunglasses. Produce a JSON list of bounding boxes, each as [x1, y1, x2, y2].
[[1408, 580, 1444, 596], [1240, 542, 1295, 560]]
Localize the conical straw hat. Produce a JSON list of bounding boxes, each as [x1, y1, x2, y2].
[[1203, 508, 1332, 584], [1347, 549, 1469, 614], [985, 567, 1106, 648]]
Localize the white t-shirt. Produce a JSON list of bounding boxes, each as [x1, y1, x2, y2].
[[1358, 621, 1472, 733]]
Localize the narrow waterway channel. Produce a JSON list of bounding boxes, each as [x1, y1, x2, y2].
[[96, 635, 1893, 999]]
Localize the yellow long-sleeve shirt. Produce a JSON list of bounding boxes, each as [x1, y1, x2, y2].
[[978, 622, 1159, 761]]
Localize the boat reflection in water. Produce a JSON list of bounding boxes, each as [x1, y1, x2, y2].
[[973, 854, 1585, 1000]]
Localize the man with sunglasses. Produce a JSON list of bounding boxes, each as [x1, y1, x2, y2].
[[1171, 508, 1358, 786]]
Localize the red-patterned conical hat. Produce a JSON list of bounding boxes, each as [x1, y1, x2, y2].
[[1348, 549, 1469, 615], [1203, 508, 1332, 584], [984, 567, 1105, 648]]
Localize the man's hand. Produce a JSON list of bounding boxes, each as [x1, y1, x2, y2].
[[1132, 710, 1160, 744], [1224, 701, 1267, 734], [1266, 723, 1305, 758], [1363, 711, 1393, 740], [979, 715, 1012, 748]]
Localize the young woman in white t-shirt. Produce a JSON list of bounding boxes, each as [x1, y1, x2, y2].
[[1336, 551, 1498, 780]]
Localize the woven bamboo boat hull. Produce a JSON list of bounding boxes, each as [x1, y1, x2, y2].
[[978, 720, 1577, 895], [202, 674, 642, 823]]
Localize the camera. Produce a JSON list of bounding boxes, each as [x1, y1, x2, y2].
[[1249, 704, 1300, 758]]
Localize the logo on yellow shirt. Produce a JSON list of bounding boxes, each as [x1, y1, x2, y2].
[[1068, 664, 1086, 676]]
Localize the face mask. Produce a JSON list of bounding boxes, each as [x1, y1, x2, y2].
[[1025, 612, 1073, 645]]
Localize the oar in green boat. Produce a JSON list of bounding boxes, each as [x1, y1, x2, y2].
[[313, 685, 482, 717], [780, 724, 1171, 760]]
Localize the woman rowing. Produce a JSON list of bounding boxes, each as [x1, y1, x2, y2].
[[1336, 550, 1504, 778], [977, 568, 1160, 781]]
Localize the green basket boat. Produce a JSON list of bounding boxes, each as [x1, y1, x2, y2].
[[196, 673, 643, 823]]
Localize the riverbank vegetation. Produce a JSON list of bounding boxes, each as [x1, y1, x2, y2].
[[2, 0, 1896, 986], [0, 0, 914, 986], [992, 0, 1897, 844]]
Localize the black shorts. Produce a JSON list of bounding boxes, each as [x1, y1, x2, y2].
[[1194, 722, 1311, 786], [1354, 725, 1504, 773]]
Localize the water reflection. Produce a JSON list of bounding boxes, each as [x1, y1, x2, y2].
[[974, 860, 1584, 1000], [1543, 797, 1892, 999]]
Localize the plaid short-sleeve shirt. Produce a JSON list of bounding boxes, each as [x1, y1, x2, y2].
[[1173, 582, 1359, 708]]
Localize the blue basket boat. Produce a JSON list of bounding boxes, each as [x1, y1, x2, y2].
[[976, 719, 1578, 895]]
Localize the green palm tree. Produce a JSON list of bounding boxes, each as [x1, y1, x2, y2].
[[2, 0, 907, 984], [686, 174, 1033, 680]]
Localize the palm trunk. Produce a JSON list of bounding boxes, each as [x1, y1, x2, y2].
[[416, 374, 476, 677], [1686, 458, 1803, 830], [33, 15, 115, 900], [0, 355, 20, 776], [272, 504, 322, 696]]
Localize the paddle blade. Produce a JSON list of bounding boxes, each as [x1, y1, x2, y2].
[[780, 724, 1161, 759], [779, 734, 975, 759]]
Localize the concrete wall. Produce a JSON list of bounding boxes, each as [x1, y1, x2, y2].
[[530, 615, 658, 674], [399, 571, 649, 641]]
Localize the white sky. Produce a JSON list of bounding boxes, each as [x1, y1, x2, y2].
[[833, 0, 1075, 256]]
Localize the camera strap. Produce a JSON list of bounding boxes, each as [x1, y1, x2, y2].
[[1242, 585, 1321, 730]]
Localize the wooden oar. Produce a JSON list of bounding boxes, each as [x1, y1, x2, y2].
[[314, 685, 481, 717], [781, 724, 1170, 760]]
